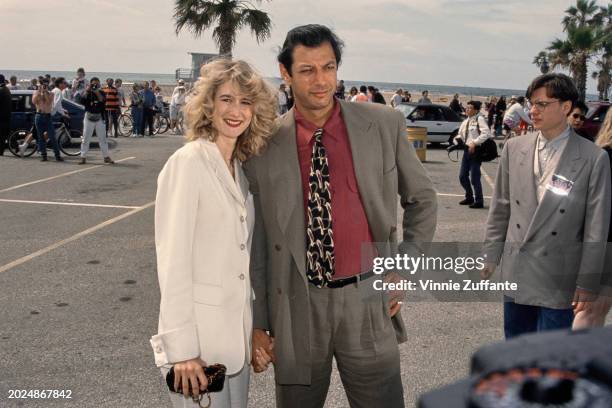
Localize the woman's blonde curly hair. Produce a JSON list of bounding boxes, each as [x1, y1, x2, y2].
[[183, 58, 278, 162], [595, 108, 612, 150]]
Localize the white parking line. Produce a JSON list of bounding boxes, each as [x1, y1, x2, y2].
[[481, 167, 495, 189], [0, 201, 155, 274], [0, 156, 136, 194], [0, 198, 139, 210]]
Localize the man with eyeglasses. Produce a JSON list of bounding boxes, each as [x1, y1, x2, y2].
[[567, 100, 591, 141], [483, 73, 611, 339]]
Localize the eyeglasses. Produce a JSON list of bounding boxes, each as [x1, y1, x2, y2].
[[572, 113, 586, 121], [530, 99, 560, 112]]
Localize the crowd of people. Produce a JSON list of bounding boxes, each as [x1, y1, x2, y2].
[[0, 68, 190, 161]]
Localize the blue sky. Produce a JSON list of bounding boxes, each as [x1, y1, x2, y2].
[[1, 0, 606, 93]]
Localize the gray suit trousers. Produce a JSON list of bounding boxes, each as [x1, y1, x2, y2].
[[275, 280, 404, 408]]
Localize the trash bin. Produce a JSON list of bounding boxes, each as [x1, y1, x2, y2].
[[406, 126, 427, 162]]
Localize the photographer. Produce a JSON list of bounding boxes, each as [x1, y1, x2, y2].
[[32, 79, 63, 162], [454, 100, 491, 208], [79, 77, 113, 165], [71, 67, 89, 104]]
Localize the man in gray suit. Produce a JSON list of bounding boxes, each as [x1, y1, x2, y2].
[[483, 73, 611, 339], [244, 25, 437, 408]]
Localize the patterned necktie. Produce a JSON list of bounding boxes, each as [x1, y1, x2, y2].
[[306, 128, 335, 287]]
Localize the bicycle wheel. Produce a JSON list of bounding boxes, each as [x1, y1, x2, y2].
[[158, 116, 170, 134], [57, 129, 82, 156], [118, 114, 133, 137], [8, 129, 37, 157], [448, 149, 461, 163]]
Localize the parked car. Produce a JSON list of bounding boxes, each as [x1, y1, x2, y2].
[[582, 101, 611, 141], [9, 90, 85, 133], [396, 102, 464, 144]]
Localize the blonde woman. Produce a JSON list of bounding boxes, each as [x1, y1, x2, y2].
[[150, 59, 277, 408], [573, 108, 612, 329]]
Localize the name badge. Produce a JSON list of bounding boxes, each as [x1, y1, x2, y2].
[[546, 174, 574, 196]]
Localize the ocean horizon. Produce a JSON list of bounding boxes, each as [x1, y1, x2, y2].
[[1, 68, 599, 100]]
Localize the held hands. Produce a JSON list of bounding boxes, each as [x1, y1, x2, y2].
[[252, 329, 275, 373], [173, 357, 208, 400]]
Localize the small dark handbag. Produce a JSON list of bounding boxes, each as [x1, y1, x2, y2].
[[166, 363, 227, 394]]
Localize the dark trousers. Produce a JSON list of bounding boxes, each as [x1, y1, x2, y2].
[[131, 106, 143, 135], [34, 113, 61, 158], [503, 297, 574, 339], [140, 107, 155, 136], [105, 110, 119, 137], [459, 151, 483, 203], [275, 283, 404, 408], [0, 122, 9, 155]]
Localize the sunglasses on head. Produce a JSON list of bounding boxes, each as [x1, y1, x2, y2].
[[572, 113, 586, 120]]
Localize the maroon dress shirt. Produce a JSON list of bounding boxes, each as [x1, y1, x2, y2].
[[295, 101, 375, 279]]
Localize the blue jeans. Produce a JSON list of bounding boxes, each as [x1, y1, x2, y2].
[[503, 297, 574, 339], [34, 113, 61, 158], [459, 151, 482, 203], [131, 106, 143, 135]]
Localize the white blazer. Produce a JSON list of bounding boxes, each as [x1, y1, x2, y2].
[[150, 139, 254, 375]]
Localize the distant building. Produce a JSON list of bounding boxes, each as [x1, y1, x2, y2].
[[175, 52, 219, 83]]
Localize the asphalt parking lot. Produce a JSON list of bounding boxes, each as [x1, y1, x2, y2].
[[0, 133, 608, 407]]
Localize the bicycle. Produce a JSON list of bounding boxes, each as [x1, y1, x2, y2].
[[153, 103, 170, 134], [118, 106, 133, 137], [118, 106, 168, 136], [8, 117, 82, 157]]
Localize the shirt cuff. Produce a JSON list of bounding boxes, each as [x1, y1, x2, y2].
[[150, 324, 200, 367]]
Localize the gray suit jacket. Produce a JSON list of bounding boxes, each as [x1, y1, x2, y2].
[[485, 131, 611, 308], [244, 100, 437, 384]]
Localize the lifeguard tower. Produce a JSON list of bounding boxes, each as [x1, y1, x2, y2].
[[175, 52, 219, 83]]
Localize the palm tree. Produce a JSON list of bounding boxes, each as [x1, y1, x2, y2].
[[591, 4, 612, 100], [533, 51, 550, 74], [592, 57, 611, 100], [174, 0, 272, 58], [547, 24, 599, 100], [562, 0, 600, 29], [541, 0, 601, 100]]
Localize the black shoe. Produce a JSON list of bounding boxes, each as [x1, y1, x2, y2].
[[41, 156, 48, 162], [55, 156, 64, 162], [469, 202, 484, 209], [459, 199, 474, 205]]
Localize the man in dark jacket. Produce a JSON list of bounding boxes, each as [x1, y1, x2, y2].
[[79, 77, 114, 165], [0, 74, 11, 156]]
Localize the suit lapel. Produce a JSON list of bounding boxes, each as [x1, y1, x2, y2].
[[339, 101, 385, 242], [199, 140, 245, 206], [518, 134, 539, 236], [524, 131, 585, 242], [268, 111, 307, 278]]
